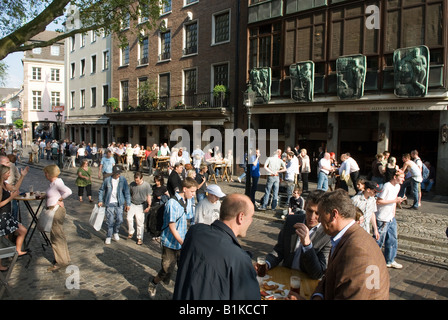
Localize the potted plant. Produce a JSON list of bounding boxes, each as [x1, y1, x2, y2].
[[198, 100, 208, 108], [107, 97, 119, 112], [175, 100, 186, 109], [213, 85, 228, 107]]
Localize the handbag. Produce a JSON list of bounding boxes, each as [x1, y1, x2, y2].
[[89, 204, 106, 231], [37, 205, 60, 233]]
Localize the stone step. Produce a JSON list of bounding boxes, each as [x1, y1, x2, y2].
[[398, 237, 448, 262]]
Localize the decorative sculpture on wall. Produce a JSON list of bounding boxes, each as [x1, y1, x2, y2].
[[290, 61, 314, 102], [336, 54, 366, 100], [394, 45, 430, 98], [249, 67, 271, 104]]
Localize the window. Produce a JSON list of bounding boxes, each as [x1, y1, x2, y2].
[[121, 81, 129, 109], [81, 32, 86, 47], [51, 45, 60, 56], [159, 74, 170, 107], [213, 11, 230, 44], [91, 55, 97, 74], [162, 0, 172, 14], [249, 23, 281, 78], [51, 92, 60, 108], [121, 13, 130, 29], [184, 22, 198, 55], [103, 85, 109, 106], [32, 67, 41, 80], [71, 63, 76, 79], [51, 69, 60, 82], [184, 69, 197, 106], [91, 30, 97, 43], [80, 89, 86, 108], [139, 37, 149, 65], [138, 77, 148, 105], [185, 0, 198, 5], [103, 50, 110, 70], [213, 63, 229, 89], [159, 31, 171, 61], [91, 87, 97, 107], [70, 35, 75, 51], [70, 91, 75, 109], [121, 45, 129, 66], [80, 59, 86, 76], [32, 48, 41, 54], [32, 91, 42, 110]]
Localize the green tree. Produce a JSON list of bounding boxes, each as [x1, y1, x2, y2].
[[14, 119, 23, 129], [0, 61, 7, 86], [0, 0, 163, 60]]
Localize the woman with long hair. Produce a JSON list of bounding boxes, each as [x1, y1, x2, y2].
[[0, 165, 28, 272], [43, 165, 73, 272]]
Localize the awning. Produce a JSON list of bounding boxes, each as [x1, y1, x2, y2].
[[109, 119, 227, 126]]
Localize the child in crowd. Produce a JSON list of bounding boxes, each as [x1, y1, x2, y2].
[[356, 178, 365, 195], [282, 186, 305, 220]]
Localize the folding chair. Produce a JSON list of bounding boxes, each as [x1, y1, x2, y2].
[[0, 239, 18, 299]]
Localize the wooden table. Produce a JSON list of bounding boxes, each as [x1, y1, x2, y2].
[[260, 266, 320, 300], [154, 156, 170, 172], [208, 161, 230, 183]]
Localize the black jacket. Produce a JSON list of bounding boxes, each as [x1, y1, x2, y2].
[[173, 220, 260, 300]]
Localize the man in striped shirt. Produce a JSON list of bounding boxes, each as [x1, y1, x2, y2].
[[148, 177, 198, 297]]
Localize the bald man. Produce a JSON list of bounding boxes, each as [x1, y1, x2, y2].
[[173, 194, 260, 300]]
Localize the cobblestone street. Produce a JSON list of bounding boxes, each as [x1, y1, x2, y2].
[[1, 157, 447, 301]]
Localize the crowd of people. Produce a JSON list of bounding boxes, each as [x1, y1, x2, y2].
[[0, 134, 440, 300]]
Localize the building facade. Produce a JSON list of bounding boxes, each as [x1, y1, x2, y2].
[[21, 30, 65, 146], [243, 0, 448, 194], [108, 0, 243, 153], [64, 5, 112, 147]]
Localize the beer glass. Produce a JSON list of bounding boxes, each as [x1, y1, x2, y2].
[[290, 276, 301, 295], [256, 256, 267, 277]]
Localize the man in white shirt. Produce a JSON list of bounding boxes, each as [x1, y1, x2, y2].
[[259, 151, 286, 211], [317, 153, 334, 191], [376, 171, 405, 269], [339, 153, 361, 194], [194, 184, 225, 225], [159, 143, 170, 156], [284, 151, 299, 205]]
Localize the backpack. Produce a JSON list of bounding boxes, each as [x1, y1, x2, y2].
[[421, 162, 430, 180], [147, 195, 187, 237]]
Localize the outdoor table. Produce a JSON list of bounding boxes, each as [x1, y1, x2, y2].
[[16, 193, 51, 251], [259, 266, 320, 300], [154, 156, 170, 172]]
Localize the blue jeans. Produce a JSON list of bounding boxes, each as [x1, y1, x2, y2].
[[376, 218, 398, 264], [421, 178, 434, 192], [399, 178, 420, 208], [105, 203, 124, 238], [250, 175, 260, 204], [285, 180, 295, 206], [317, 171, 328, 191], [262, 176, 279, 209]]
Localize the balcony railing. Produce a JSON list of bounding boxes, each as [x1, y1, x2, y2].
[[106, 92, 230, 113]]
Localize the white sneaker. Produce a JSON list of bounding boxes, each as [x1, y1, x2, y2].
[[237, 177, 241, 183], [386, 261, 403, 269], [105, 237, 111, 245], [148, 280, 158, 298], [113, 233, 120, 241]]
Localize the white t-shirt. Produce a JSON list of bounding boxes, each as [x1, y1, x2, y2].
[[194, 197, 221, 225], [110, 177, 120, 204], [375, 182, 400, 222], [318, 158, 331, 174]]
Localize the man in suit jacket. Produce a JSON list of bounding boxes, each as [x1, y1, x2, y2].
[[264, 190, 331, 279], [311, 189, 389, 300]]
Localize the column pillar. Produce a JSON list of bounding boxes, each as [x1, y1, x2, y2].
[[326, 112, 339, 154], [377, 111, 391, 153], [436, 111, 448, 195]]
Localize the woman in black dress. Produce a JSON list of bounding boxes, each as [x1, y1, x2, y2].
[[0, 165, 28, 272]]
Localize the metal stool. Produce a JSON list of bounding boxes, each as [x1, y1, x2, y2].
[[0, 239, 18, 299]]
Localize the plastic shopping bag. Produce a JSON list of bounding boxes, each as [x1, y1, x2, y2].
[[37, 205, 59, 233], [89, 204, 105, 231]]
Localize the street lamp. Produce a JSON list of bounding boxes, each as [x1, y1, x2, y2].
[[55, 111, 63, 168], [244, 88, 255, 197]]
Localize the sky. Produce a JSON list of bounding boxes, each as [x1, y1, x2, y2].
[[1, 21, 60, 89]]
